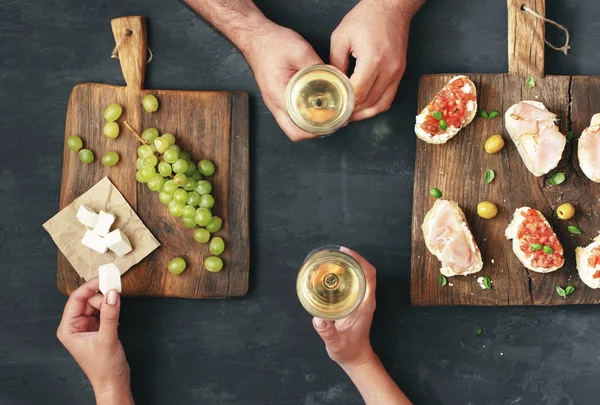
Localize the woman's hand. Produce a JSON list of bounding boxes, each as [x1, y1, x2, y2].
[[312, 247, 377, 368], [244, 22, 324, 142], [57, 278, 133, 405]]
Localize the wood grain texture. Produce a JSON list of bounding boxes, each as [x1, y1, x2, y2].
[[508, 0, 545, 77], [111, 16, 147, 90], [411, 74, 600, 306], [57, 17, 249, 298]]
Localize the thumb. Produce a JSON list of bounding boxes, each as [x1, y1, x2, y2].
[[313, 317, 337, 343], [98, 290, 121, 342]]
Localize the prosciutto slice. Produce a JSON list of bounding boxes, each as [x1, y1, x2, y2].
[[505, 101, 566, 177], [578, 113, 600, 182]]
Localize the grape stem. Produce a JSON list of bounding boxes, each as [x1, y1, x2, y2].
[[123, 121, 147, 145]]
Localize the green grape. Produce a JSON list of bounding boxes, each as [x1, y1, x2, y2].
[[137, 145, 154, 158], [103, 122, 120, 139], [144, 155, 158, 167], [194, 180, 212, 195], [136, 171, 145, 183], [192, 171, 203, 181], [79, 149, 94, 164], [195, 208, 212, 226], [154, 137, 170, 153], [148, 174, 165, 191], [168, 257, 186, 275], [173, 189, 189, 203], [193, 228, 211, 243], [183, 178, 198, 191], [182, 205, 196, 218], [139, 166, 156, 182], [179, 151, 191, 161], [142, 94, 159, 113], [103, 103, 122, 122], [159, 191, 173, 204], [204, 256, 224, 273], [168, 201, 184, 217], [66, 136, 83, 152], [173, 173, 187, 186], [200, 194, 215, 209], [172, 159, 189, 174], [162, 133, 176, 146], [210, 237, 225, 256], [142, 128, 159, 143], [158, 161, 172, 177], [163, 149, 179, 164], [206, 216, 222, 233], [101, 151, 119, 167], [185, 161, 197, 177], [187, 192, 201, 206], [162, 180, 178, 194], [150, 143, 157, 152], [182, 216, 197, 229], [198, 159, 215, 176], [168, 145, 180, 154], [136, 157, 145, 170]]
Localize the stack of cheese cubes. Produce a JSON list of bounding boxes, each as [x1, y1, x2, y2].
[[77, 205, 132, 257]]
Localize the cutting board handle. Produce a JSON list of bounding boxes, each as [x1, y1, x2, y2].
[[507, 0, 545, 77], [111, 16, 147, 90]]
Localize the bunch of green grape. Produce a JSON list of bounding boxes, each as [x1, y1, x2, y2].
[[135, 128, 225, 273]]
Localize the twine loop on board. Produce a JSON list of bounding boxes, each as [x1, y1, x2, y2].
[[521, 4, 570, 55], [111, 29, 153, 63]]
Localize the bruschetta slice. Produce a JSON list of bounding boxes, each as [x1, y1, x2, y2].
[[576, 234, 600, 289], [578, 113, 600, 183], [422, 199, 483, 277], [504, 101, 566, 177], [505, 207, 565, 273], [415, 75, 477, 144]]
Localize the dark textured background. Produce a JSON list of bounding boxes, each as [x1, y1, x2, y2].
[[1, 0, 599, 404]]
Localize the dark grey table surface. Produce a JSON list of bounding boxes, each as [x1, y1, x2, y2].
[[2, 0, 599, 404]]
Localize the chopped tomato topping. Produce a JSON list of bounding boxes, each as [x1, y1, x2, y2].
[[588, 247, 600, 271], [517, 209, 564, 269], [421, 78, 476, 136]]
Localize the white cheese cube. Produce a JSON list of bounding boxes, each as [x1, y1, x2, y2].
[[92, 211, 116, 236], [81, 230, 108, 254], [98, 263, 122, 294], [76, 205, 99, 228], [104, 229, 132, 257]]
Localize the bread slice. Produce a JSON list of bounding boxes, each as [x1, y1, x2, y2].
[[575, 234, 600, 289]]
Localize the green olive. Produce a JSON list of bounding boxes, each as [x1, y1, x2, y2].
[[477, 201, 498, 219], [556, 203, 575, 220], [485, 134, 505, 154]]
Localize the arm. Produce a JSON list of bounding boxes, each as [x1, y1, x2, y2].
[[56, 279, 134, 405], [330, 0, 425, 121], [313, 247, 412, 405], [183, 0, 324, 141]]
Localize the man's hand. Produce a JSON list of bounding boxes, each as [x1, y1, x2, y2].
[[57, 279, 134, 405], [330, 0, 423, 122], [312, 247, 377, 368], [244, 22, 324, 142]]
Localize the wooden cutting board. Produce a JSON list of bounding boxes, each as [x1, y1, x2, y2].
[[58, 16, 249, 298], [411, 0, 600, 306]]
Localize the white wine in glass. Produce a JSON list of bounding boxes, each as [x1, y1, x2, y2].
[[296, 246, 366, 320], [285, 64, 355, 135]]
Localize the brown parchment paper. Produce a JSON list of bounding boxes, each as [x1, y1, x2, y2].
[[43, 177, 160, 280]]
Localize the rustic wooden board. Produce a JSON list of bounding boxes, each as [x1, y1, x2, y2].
[[57, 16, 249, 298], [411, 0, 600, 306]]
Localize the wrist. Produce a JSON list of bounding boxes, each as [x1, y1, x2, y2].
[[225, 12, 273, 58], [94, 380, 134, 405], [338, 346, 377, 372], [369, 0, 423, 19]]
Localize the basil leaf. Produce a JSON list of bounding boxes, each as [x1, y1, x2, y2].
[[526, 76, 536, 89], [484, 169, 495, 184], [556, 285, 566, 298], [566, 130, 574, 143], [479, 109, 489, 119], [483, 276, 492, 290], [440, 274, 447, 287], [430, 188, 442, 198], [488, 110, 500, 119], [567, 225, 582, 235], [550, 172, 566, 186], [477, 327, 483, 335], [565, 286, 575, 296]]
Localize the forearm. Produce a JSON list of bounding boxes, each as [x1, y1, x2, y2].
[[342, 353, 412, 405], [373, 0, 425, 19], [183, 0, 272, 57], [94, 381, 134, 405]]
